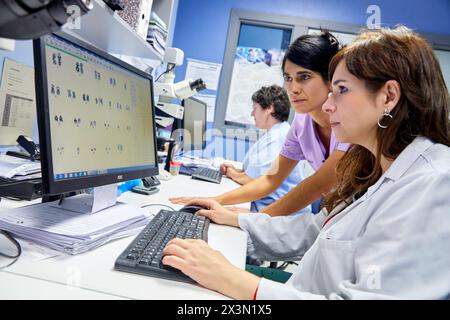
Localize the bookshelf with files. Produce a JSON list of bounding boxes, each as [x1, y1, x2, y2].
[[147, 0, 177, 56], [58, 0, 177, 70]]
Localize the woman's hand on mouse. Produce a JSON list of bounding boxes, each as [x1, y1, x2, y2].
[[184, 198, 240, 227], [220, 162, 236, 175]]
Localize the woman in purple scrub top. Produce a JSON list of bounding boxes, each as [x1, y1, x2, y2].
[[171, 31, 349, 215]]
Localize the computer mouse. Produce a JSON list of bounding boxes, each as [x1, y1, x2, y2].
[[180, 205, 207, 214]]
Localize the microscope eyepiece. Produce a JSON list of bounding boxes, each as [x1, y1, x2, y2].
[[189, 79, 206, 92]]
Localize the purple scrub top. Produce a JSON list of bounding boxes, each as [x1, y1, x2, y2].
[[280, 113, 350, 171]]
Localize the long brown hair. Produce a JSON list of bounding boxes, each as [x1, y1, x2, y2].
[[325, 26, 450, 212]]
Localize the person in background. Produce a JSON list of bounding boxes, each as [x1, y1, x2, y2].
[[163, 26, 450, 299], [171, 31, 349, 215], [220, 85, 309, 214]]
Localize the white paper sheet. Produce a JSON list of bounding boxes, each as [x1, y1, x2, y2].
[[0, 198, 148, 236], [185, 58, 222, 91], [18, 238, 61, 261], [0, 154, 41, 178], [92, 184, 117, 213], [0, 58, 35, 145]]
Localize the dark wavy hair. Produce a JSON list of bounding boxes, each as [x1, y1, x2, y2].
[[282, 31, 341, 81], [251, 85, 290, 122], [325, 26, 450, 212]]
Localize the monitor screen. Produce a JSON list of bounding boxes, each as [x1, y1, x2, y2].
[[182, 97, 207, 150], [157, 128, 172, 139], [34, 33, 158, 195]]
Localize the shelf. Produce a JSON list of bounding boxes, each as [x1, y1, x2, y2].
[[59, 0, 163, 62], [152, 0, 177, 47]]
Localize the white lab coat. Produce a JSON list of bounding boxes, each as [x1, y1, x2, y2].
[[238, 136, 450, 299]]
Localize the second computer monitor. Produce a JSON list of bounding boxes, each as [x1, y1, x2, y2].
[[181, 97, 207, 151]]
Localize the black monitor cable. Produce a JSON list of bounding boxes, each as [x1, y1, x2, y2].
[[0, 230, 22, 270], [277, 261, 299, 270], [155, 64, 175, 82], [141, 203, 175, 211]]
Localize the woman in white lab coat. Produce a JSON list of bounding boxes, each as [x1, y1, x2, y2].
[[162, 26, 450, 299]]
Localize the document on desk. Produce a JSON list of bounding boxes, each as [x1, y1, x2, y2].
[[18, 238, 62, 261], [0, 194, 153, 255], [174, 155, 216, 176], [174, 154, 215, 170], [0, 154, 41, 178]]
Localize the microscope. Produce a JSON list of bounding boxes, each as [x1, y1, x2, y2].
[[153, 47, 206, 170], [154, 47, 206, 137]]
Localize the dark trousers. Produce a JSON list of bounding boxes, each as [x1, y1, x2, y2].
[[245, 264, 292, 283]]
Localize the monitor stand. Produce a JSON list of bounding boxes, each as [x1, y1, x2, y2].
[[50, 184, 118, 214]]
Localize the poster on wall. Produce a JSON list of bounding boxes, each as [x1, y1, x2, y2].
[[0, 58, 35, 145], [185, 58, 222, 91], [225, 23, 292, 127]]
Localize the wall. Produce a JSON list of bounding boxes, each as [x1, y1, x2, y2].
[[1, 1, 448, 158], [0, 40, 34, 76], [171, 0, 450, 160]]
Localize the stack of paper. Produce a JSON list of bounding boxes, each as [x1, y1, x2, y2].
[[150, 11, 167, 30], [0, 154, 41, 178], [147, 11, 167, 55], [0, 194, 153, 255]]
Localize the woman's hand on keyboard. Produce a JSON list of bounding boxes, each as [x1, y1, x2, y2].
[[162, 238, 260, 300], [184, 198, 240, 227]]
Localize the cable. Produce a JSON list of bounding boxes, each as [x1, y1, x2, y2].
[[277, 261, 298, 270], [140, 203, 175, 211], [0, 230, 21, 259], [0, 230, 22, 270], [0, 257, 20, 270], [155, 64, 175, 82]]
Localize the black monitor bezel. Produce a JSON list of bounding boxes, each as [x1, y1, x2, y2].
[[181, 97, 207, 151], [33, 32, 159, 195]]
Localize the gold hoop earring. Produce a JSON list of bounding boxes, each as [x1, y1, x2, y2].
[[377, 109, 393, 129]]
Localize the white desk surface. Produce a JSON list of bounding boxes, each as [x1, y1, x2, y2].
[[0, 174, 248, 300]]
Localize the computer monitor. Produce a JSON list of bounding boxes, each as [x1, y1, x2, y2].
[[180, 97, 207, 151], [33, 33, 158, 197], [156, 127, 172, 139]]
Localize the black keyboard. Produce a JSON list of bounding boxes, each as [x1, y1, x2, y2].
[[114, 209, 210, 283], [191, 167, 222, 184]]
